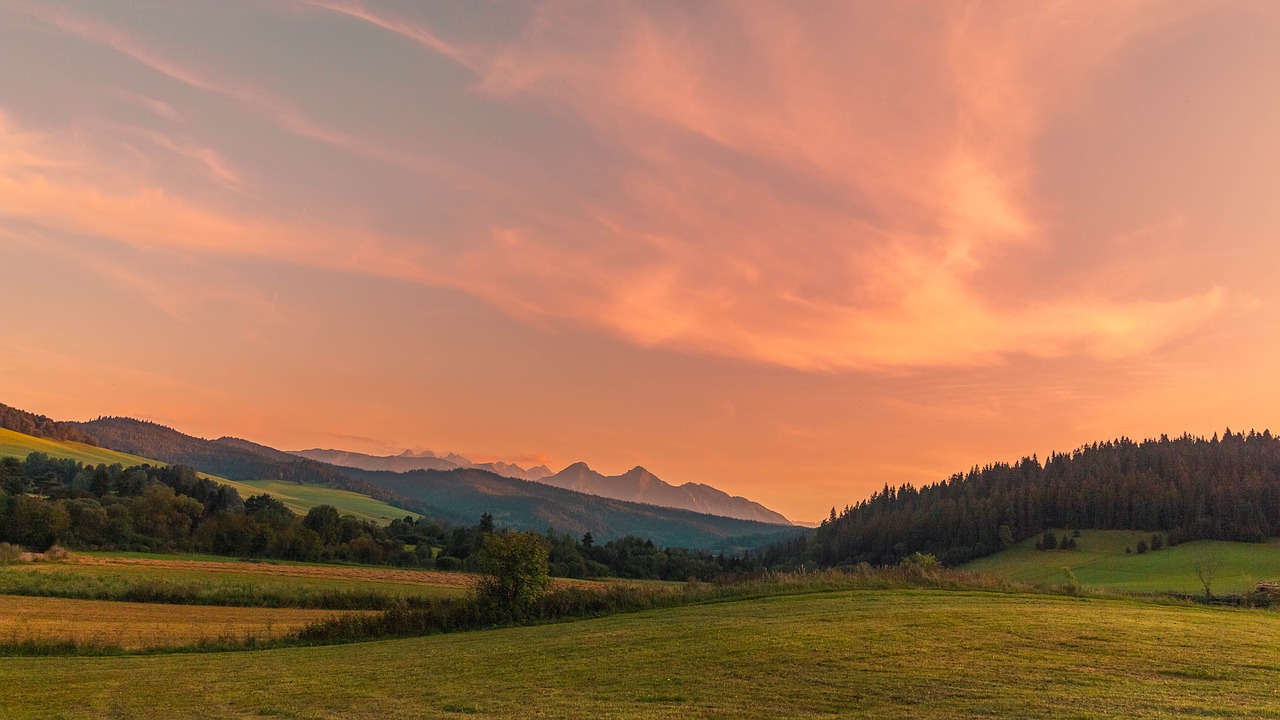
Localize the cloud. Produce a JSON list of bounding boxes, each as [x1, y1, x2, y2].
[[9, 1, 457, 182], [1, 2, 1228, 372], [305, 1, 483, 72]]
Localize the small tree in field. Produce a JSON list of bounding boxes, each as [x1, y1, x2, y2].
[[476, 531, 551, 619], [1195, 555, 1220, 600]]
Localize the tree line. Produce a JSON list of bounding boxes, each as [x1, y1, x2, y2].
[[771, 430, 1280, 567]]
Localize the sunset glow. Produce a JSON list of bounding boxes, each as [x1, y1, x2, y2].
[[3, 1, 1279, 521]]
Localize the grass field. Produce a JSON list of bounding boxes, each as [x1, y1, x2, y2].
[[0, 552, 474, 605], [0, 428, 161, 469], [233, 479, 421, 523], [0, 428, 415, 523], [0, 594, 352, 649], [964, 529, 1280, 594], [2, 588, 1278, 718]]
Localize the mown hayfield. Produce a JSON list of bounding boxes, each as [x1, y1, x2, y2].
[[0, 428, 415, 523], [3, 589, 1279, 719], [0, 552, 474, 601], [964, 530, 1280, 594], [0, 594, 353, 649]]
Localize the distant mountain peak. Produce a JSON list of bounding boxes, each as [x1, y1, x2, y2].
[[540, 463, 791, 525]]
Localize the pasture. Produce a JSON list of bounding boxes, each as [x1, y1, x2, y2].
[[2, 588, 1278, 718], [964, 529, 1280, 594], [232, 479, 421, 523]]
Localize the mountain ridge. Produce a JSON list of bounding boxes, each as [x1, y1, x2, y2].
[[538, 461, 792, 525], [67, 415, 800, 550], [294, 450, 792, 524]]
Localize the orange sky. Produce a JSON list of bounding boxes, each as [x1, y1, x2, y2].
[[2, 1, 1279, 521]]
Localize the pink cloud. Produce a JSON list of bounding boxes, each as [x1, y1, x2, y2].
[[314, 1, 1224, 369], [1, 2, 1233, 373]]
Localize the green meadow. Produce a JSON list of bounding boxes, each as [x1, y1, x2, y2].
[[0, 427, 160, 469], [964, 529, 1280, 594], [0, 428, 414, 524], [233, 479, 421, 523], [3, 588, 1279, 719]]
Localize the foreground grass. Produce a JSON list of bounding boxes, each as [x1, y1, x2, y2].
[[3, 589, 1279, 718], [965, 530, 1280, 594], [0, 594, 352, 650]]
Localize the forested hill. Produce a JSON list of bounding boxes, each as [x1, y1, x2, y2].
[[0, 403, 97, 446], [74, 416, 799, 550], [72, 417, 431, 517], [776, 430, 1280, 567]]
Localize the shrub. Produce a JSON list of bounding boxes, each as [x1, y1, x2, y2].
[[475, 532, 551, 620], [0, 543, 23, 565]]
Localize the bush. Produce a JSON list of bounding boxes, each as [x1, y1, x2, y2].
[[475, 532, 551, 620], [0, 543, 23, 565]]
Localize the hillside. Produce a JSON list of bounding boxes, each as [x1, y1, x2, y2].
[[4, 588, 1279, 718], [300, 449, 793, 525], [542, 461, 792, 524], [0, 402, 98, 445], [338, 465, 799, 550], [0, 427, 416, 523], [73, 416, 799, 550], [779, 431, 1280, 567], [73, 418, 432, 517], [964, 529, 1280, 595]]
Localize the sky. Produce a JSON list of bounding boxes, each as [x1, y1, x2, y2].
[[1, 1, 1278, 522]]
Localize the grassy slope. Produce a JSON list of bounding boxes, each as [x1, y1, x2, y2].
[[4, 589, 1280, 718], [964, 529, 1280, 594], [0, 427, 163, 469], [233, 479, 420, 523], [0, 428, 414, 523]]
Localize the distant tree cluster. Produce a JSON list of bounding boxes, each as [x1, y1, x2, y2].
[[778, 430, 1280, 567], [0, 403, 97, 446]]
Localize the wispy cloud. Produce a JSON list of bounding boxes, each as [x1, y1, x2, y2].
[[306, 1, 483, 72], [348, 1, 1222, 370]]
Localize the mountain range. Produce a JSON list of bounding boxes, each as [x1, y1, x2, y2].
[[539, 462, 791, 525], [291, 448, 554, 482], [294, 449, 791, 525], [47, 413, 799, 550]]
